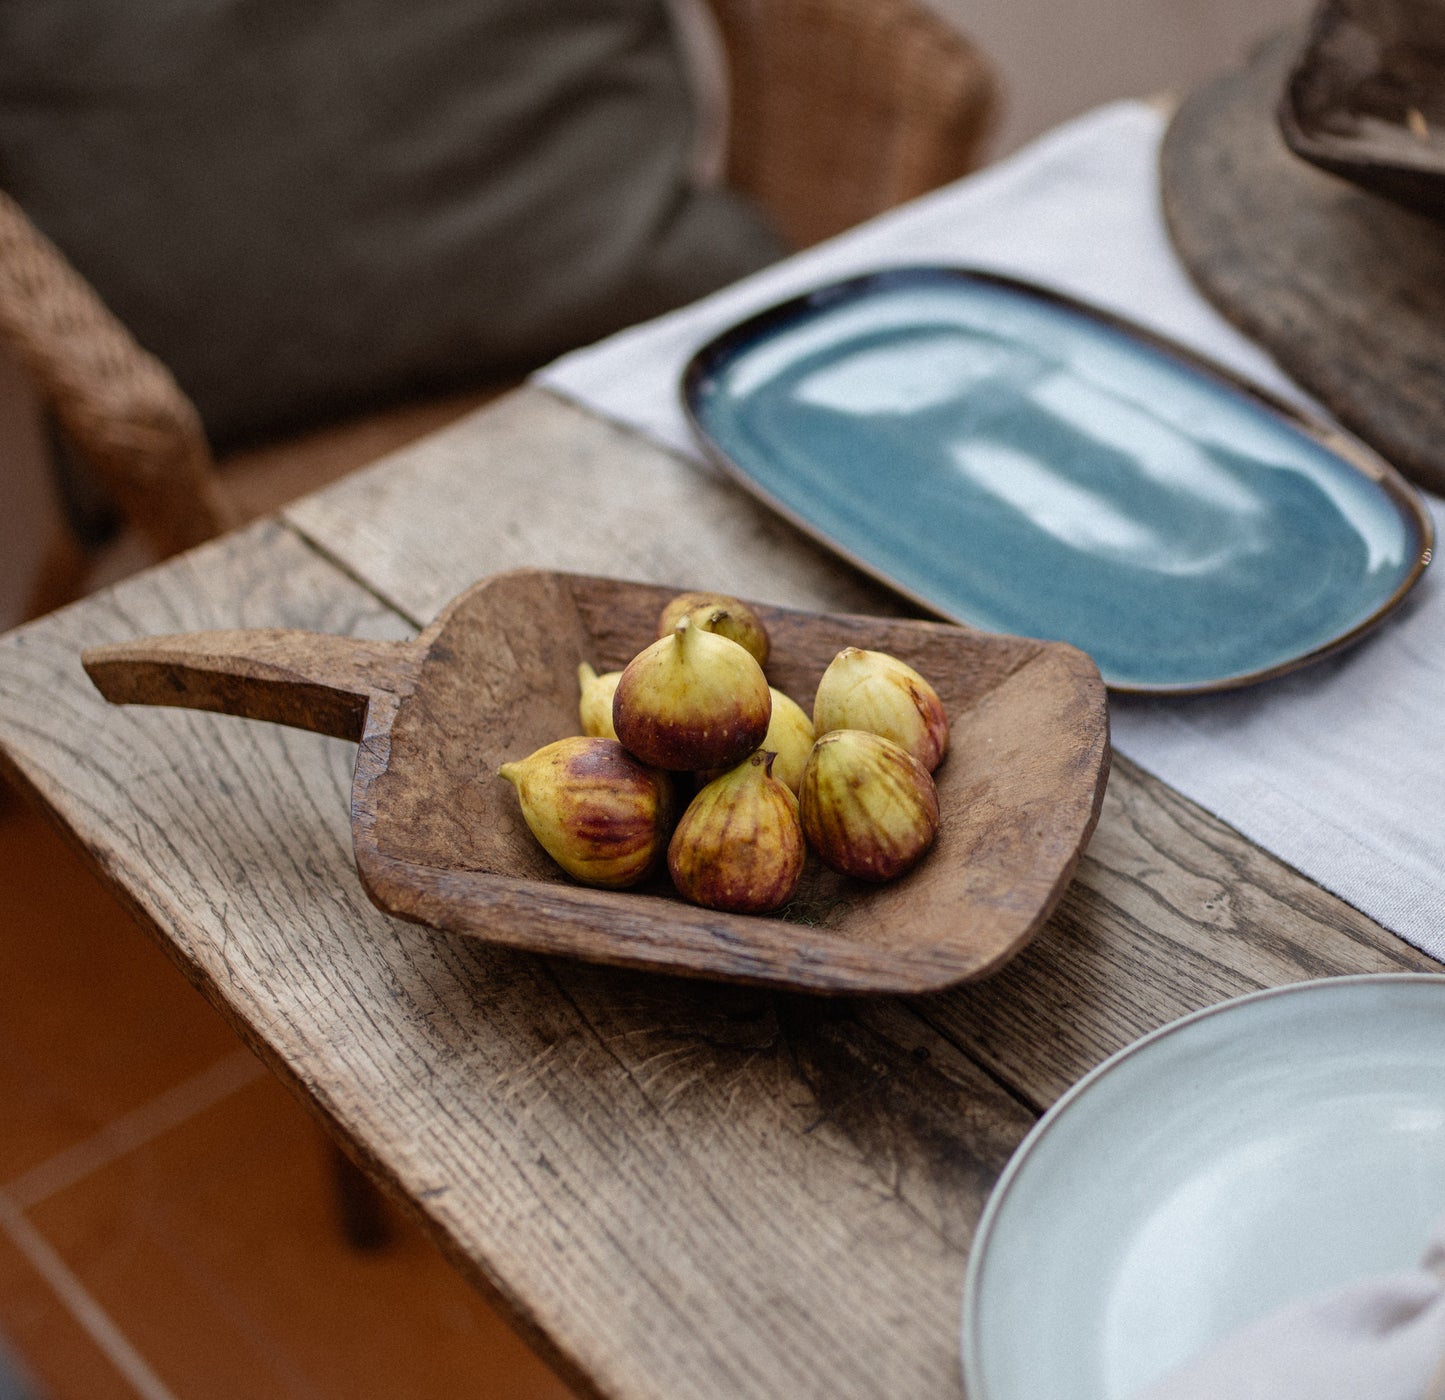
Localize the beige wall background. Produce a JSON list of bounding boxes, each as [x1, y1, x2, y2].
[[934, 0, 1310, 157], [0, 0, 1312, 631]]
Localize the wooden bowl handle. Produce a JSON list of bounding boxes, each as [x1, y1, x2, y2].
[[81, 629, 422, 741]]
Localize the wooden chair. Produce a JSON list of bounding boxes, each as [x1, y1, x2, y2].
[[0, 0, 994, 1246], [0, 0, 995, 618]]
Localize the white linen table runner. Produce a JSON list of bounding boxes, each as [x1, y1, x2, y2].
[[535, 101, 1445, 962]]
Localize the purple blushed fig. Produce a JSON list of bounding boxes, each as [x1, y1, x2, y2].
[[499, 736, 674, 888], [697, 687, 816, 795], [812, 647, 949, 772], [657, 590, 770, 668], [668, 751, 805, 913], [577, 661, 622, 741], [613, 616, 771, 772], [799, 730, 940, 882]]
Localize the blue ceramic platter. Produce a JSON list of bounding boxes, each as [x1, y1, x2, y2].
[[682, 267, 1433, 693]]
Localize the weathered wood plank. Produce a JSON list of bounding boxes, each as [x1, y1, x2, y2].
[[923, 752, 1437, 1109], [0, 520, 1033, 1400], [2, 388, 1433, 1400]]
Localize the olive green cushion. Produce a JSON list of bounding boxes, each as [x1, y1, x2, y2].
[[0, 0, 783, 448]]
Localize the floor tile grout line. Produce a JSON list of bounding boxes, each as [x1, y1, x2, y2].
[[0, 1190, 179, 1400], [3, 1048, 266, 1210]]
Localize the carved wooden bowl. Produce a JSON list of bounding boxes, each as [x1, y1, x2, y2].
[[82, 569, 1111, 994]]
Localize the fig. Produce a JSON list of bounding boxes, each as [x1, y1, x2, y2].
[[657, 590, 770, 668], [668, 751, 805, 913], [812, 647, 949, 772], [696, 687, 815, 795], [757, 688, 815, 795], [577, 662, 622, 741], [499, 736, 674, 888], [798, 729, 939, 882], [613, 616, 771, 772]]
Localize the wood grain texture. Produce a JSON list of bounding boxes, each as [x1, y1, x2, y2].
[[1, 388, 1438, 1400], [81, 569, 1111, 992], [1161, 29, 1445, 495], [280, 386, 916, 627], [83, 628, 420, 741], [0, 523, 1032, 1400], [923, 750, 1439, 1108]]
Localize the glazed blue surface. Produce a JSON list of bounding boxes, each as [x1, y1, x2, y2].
[[686, 268, 1429, 691]]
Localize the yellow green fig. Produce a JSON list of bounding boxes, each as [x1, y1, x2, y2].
[[498, 736, 674, 888], [759, 688, 815, 795], [577, 662, 622, 741], [798, 729, 939, 882], [657, 590, 770, 668], [613, 616, 771, 772], [812, 647, 949, 772], [668, 751, 805, 913]]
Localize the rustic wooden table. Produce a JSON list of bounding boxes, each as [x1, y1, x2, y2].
[[0, 385, 1434, 1400]]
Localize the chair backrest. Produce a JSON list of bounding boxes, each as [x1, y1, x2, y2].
[[0, 0, 998, 576], [0, 189, 236, 559], [708, 0, 997, 248]]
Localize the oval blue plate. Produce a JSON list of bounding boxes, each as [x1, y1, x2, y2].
[[681, 267, 1433, 693]]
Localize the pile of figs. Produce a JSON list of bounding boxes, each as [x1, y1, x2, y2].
[[498, 591, 948, 914]]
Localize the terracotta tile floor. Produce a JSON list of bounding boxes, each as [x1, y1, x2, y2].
[[0, 788, 577, 1400]]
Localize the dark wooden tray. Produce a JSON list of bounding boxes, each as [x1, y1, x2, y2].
[[1279, 0, 1445, 221], [1162, 28, 1445, 496], [80, 568, 1111, 994]]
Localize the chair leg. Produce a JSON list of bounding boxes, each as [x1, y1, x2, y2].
[[326, 1138, 392, 1251], [21, 522, 92, 620]]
